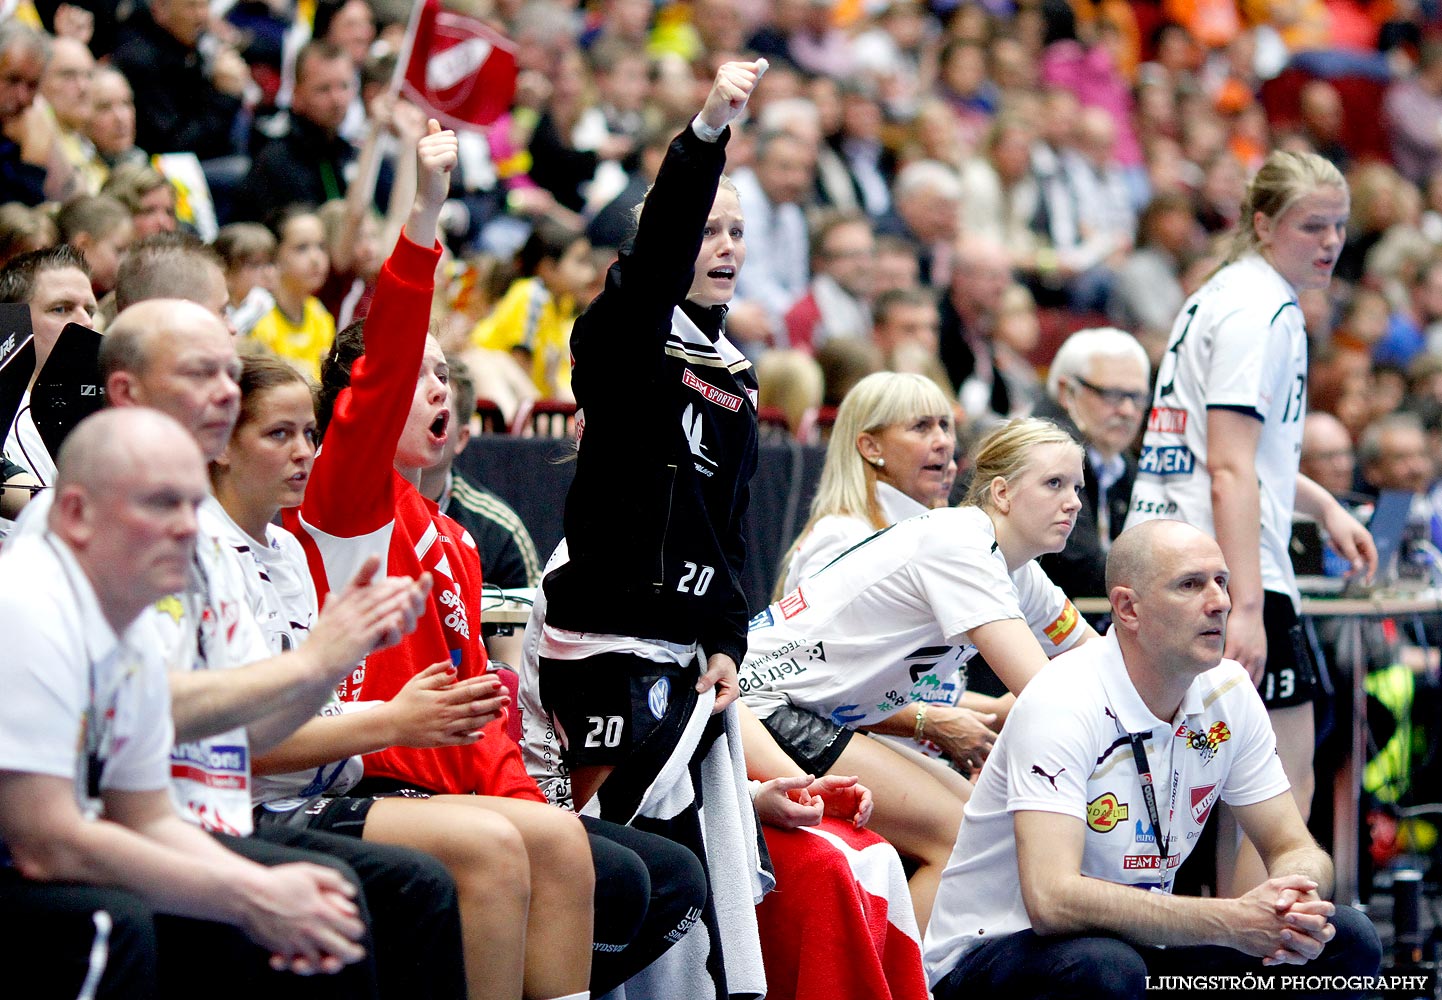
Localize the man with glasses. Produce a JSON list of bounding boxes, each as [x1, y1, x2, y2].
[[1035, 327, 1151, 599], [1295, 412, 1372, 578]]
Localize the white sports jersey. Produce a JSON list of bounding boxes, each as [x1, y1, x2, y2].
[[922, 630, 1288, 986], [211, 511, 317, 655], [149, 498, 275, 836], [0, 534, 173, 830], [208, 510, 364, 805], [781, 482, 929, 594], [741, 506, 1083, 729], [9, 494, 270, 834], [1124, 253, 1308, 606]]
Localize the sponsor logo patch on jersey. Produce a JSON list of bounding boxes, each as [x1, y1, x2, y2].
[[682, 369, 743, 411], [1087, 792, 1129, 832], [1190, 783, 1220, 825], [778, 589, 808, 619], [1138, 444, 1195, 476], [170, 742, 248, 789], [1147, 407, 1188, 434], [1178, 720, 1231, 763], [748, 607, 775, 630], [1134, 819, 1156, 844], [648, 677, 670, 720], [1044, 601, 1079, 645], [1123, 853, 1181, 870]]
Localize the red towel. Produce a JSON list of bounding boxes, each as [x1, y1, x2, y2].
[[757, 818, 929, 1000]]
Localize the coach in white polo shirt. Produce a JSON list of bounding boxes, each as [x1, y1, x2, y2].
[[923, 519, 1380, 1000], [0, 409, 371, 997]]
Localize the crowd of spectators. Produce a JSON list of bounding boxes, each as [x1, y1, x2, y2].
[[67, 0, 1433, 522], [3, 0, 1442, 993], [0, 0, 1431, 444]]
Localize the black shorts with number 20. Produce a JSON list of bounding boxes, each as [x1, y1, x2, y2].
[[539, 650, 700, 769], [1259, 589, 1320, 709]]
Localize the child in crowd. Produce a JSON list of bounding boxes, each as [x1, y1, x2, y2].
[[469, 217, 596, 401], [214, 221, 278, 337], [993, 282, 1043, 411], [250, 205, 336, 380], [317, 198, 383, 328], [54, 194, 133, 298]]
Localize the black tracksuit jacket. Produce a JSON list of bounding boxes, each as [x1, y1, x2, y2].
[[543, 123, 758, 666]]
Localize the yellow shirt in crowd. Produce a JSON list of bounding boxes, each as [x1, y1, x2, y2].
[[250, 297, 335, 381], [469, 276, 575, 399]]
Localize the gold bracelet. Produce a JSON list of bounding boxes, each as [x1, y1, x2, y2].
[[914, 703, 928, 743]]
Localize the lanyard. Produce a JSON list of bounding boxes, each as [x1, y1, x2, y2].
[[1127, 733, 1173, 890], [319, 160, 341, 202], [1113, 711, 1182, 893]]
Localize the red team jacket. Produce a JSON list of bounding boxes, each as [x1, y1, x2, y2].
[[283, 233, 543, 802]]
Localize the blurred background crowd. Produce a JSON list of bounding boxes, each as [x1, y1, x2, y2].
[[7, 0, 1442, 580]]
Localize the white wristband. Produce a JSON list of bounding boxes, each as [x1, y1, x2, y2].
[[690, 114, 725, 144]]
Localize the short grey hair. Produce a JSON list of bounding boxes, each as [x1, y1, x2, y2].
[[1046, 326, 1151, 400], [0, 20, 51, 64], [1357, 411, 1423, 469], [893, 159, 962, 202], [758, 98, 821, 135]]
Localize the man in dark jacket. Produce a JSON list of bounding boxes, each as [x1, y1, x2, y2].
[[1035, 326, 1150, 599], [938, 235, 1015, 423], [235, 41, 358, 221], [111, 0, 248, 160]]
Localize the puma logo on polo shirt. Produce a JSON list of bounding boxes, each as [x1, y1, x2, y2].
[[1031, 764, 1065, 789]]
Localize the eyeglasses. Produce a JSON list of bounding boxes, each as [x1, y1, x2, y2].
[[1071, 376, 1150, 410]]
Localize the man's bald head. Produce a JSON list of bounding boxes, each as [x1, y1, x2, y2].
[[101, 298, 222, 381], [951, 235, 1011, 322], [51, 408, 208, 627], [100, 299, 241, 461], [1107, 520, 1232, 691], [1301, 411, 1355, 497], [54, 407, 201, 499], [1106, 519, 1216, 596]]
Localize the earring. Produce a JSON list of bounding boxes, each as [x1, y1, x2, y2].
[[870, 457, 886, 469]]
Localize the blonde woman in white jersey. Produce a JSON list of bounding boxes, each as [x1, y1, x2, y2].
[[742, 418, 1100, 930], [1124, 150, 1376, 895], [774, 371, 957, 599]]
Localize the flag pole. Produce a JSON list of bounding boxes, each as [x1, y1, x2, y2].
[[355, 0, 427, 211], [391, 0, 427, 102]]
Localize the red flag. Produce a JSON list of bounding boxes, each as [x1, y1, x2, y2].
[[400, 0, 517, 131]]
